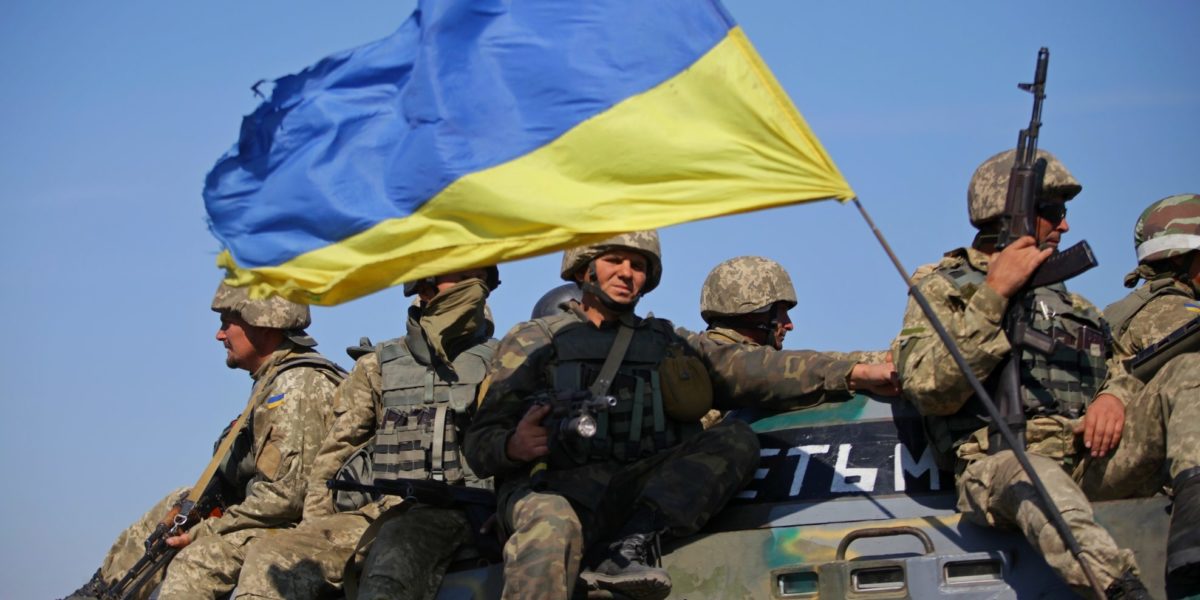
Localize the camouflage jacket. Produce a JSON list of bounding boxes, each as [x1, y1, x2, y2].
[[189, 343, 339, 540], [465, 311, 857, 481], [1099, 278, 1197, 404], [891, 247, 1103, 417]]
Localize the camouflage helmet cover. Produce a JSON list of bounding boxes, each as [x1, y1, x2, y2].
[[560, 231, 663, 294], [700, 256, 798, 323], [1134, 193, 1200, 264], [211, 282, 311, 330], [968, 149, 1082, 228]]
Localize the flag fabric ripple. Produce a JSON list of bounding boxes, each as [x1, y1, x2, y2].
[[204, 0, 855, 305]]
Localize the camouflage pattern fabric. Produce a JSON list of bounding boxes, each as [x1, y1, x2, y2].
[[957, 450, 1137, 596], [500, 490, 585, 599], [967, 149, 1081, 227], [1133, 193, 1200, 264], [211, 282, 310, 330], [891, 246, 1140, 594], [355, 506, 472, 600], [93, 344, 338, 598], [699, 256, 797, 322], [233, 512, 370, 599], [1079, 282, 1200, 499]]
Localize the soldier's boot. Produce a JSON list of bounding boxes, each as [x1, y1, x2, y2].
[[1104, 568, 1151, 600], [1167, 468, 1200, 599], [61, 568, 105, 600], [581, 532, 670, 600], [580, 506, 671, 600]]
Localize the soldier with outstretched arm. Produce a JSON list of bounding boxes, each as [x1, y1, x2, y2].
[[464, 231, 898, 600]]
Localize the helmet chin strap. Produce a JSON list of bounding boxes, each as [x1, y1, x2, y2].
[[582, 262, 640, 313]]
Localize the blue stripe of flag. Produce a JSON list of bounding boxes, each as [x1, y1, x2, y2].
[[204, 0, 735, 268]]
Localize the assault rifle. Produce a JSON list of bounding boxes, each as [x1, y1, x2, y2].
[[989, 47, 1098, 453], [1127, 315, 1200, 382], [326, 477, 496, 508], [96, 488, 227, 600]]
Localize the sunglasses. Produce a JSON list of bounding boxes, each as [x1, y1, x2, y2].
[[1036, 203, 1068, 223]]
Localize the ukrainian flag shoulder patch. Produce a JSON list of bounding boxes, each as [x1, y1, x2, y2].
[[1185, 301, 1200, 315], [266, 393, 286, 409]]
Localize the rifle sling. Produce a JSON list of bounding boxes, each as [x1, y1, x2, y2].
[[184, 394, 257, 510]]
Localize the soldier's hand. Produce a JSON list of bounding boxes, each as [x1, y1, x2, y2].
[[850, 362, 901, 397], [165, 531, 192, 549], [985, 236, 1053, 299], [1075, 393, 1125, 458], [506, 404, 551, 463]]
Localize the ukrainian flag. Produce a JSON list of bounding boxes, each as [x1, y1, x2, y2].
[[204, 0, 855, 305]]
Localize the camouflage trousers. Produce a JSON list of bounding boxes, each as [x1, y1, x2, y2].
[[499, 419, 760, 599], [234, 511, 369, 599], [956, 451, 1137, 598], [1081, 353, 1200, 500], [97, 488, 189, 600]]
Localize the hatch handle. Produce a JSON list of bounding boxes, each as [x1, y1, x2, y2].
[[835, 526, 934, 560]]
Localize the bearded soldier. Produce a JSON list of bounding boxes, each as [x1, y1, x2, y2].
[[697, 255, 898, 427], [890, 150, 1149, 598], [67, 283, 344, 600], [1077, 194, 1200, 598], [465, 232, 900, 600], [234, 267, 499, 600]]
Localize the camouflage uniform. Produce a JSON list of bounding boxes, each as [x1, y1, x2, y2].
[[890, 151, 1138, 597], [93, 284, 341, 600], [1079, 194, 1200, 594], [237, 276, 497, 600], [465, 234, 862, 600]]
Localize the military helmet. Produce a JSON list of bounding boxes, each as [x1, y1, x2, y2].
[[531, 283, 583, 319], [700, 256, 797, 323], [402, 266, 501, 297], [1134, 193, 1200, 264], [968, 149, 1082, 228], [211, 282, 310, 330], [560, 231, 663, 294]]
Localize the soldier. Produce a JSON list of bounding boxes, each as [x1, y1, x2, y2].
[[1077, 194, 1200, 597], [234, 266, 500, 600], [464, 232, 901, 600], [67, 282, 344, 600], [697, 255, 898, 427], [890, 149, 1149, 598]]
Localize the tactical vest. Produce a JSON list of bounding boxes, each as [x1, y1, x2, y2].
[[925, 264, 1108, 460], [1104, 277, 1192, 342], [535, 314, 701, 466], [370, 335, 496, 485]]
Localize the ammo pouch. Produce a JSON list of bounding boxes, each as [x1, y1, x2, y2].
[[333, 444, 378, 513], [659, 349, 713, 421]]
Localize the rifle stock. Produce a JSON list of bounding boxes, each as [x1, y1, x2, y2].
[[1128, 315, 1200, 382]]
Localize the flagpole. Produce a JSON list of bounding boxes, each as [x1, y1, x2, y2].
[[851, 197, 1108, 599]]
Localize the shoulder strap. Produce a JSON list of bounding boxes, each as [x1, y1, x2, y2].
[[588, 316, 637, 398], [272, 354, 348, 386], [1105, 278, 1189, 339]]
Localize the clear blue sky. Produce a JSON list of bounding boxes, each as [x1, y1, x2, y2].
[[1, 2, 1196, 596]]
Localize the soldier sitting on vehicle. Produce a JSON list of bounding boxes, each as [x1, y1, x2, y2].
[[696, 255, 898, 427], [464, 231, 900, 600], [890, 150, 1150, 599], [234, 267, 501, 600], [67, 283, 344, 600], [1076, 194, 1200, 598]]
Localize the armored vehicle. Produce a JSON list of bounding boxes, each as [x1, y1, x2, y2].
[[435, 392, 1169, 599]]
